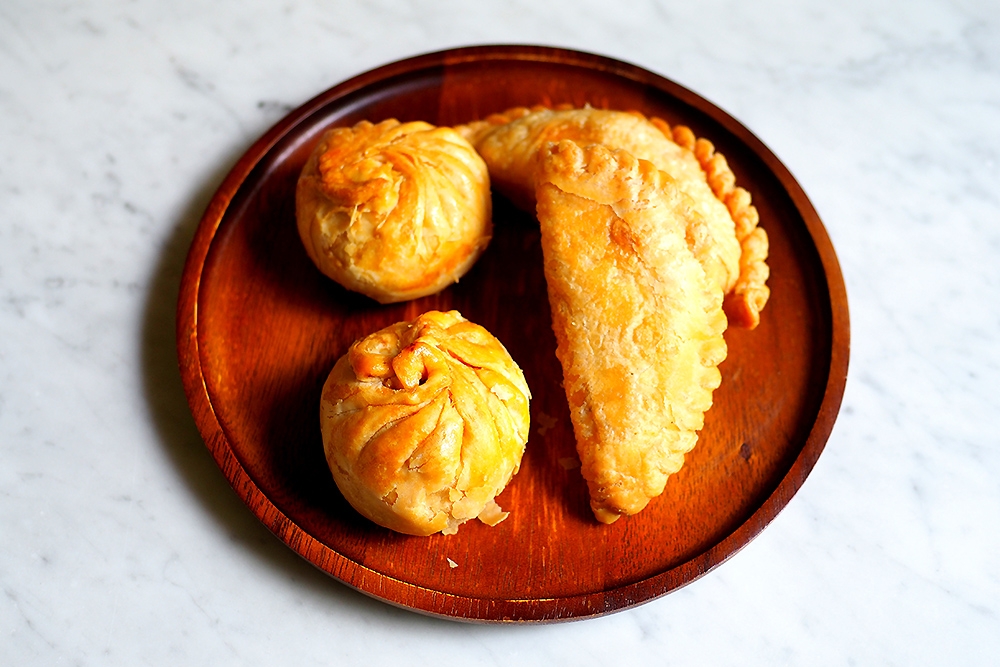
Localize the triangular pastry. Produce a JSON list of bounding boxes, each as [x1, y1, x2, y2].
[[457, 106, 768, 328], [534, 140, 728, 523]]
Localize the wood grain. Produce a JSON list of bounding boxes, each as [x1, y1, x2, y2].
[[176, 46, 849, 623]]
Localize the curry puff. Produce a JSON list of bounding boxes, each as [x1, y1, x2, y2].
[[535, 140, 728, 523], [457, 106, 769, 328], [319, 310, 531, 536], [296, 119, 492, 304]]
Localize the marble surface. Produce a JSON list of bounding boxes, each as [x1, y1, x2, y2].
[[2, 0, 998, 664]]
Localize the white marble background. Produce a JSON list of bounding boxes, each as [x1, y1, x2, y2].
[[2, 0, 998, 664]]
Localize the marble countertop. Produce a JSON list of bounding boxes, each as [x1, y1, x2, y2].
[[3, 1, 998, 664]]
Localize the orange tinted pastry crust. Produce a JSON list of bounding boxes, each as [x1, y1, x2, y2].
[[665, 121, 770, 328], [296, 119, 492, 303], [320, 310, 531, 536], [457, 106, 769, 328], [535, 140, 727, 523]]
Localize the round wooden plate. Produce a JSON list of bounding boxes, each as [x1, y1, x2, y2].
[[177, 45, 849, 623]]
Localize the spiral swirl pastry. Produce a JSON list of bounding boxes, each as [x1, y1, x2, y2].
[[320, 310, 531, 536], [296, 119, 492, 303]]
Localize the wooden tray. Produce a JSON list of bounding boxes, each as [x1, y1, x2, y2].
[[177, 45, 849, 623]]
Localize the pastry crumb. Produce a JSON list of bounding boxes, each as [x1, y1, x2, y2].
[[447, 558, 458, 569], [477, 499, 509, 526], [558, 456, 580, 470], [536, 411, 558, 436]]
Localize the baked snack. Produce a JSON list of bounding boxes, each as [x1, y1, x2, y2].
[[319, 310, 531, 536], [457, 106, 768, 327], [296, 119, 492, 303], [667, 121, 770, 329], [535, 140, 728, 523]]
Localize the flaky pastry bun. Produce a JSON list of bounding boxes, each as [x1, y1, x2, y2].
[[296, 119, 492, 303], [320, 310, 531, 536]]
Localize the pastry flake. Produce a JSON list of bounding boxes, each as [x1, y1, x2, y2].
[[535, 140, 727, 523], [296, 119, 492, 303], [320, 310, 531, 536]]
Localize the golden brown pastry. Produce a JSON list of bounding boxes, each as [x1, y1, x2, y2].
[[296, 119, 492, 303], [667, 121, 770, 329], [319, 310, 531, 536], [457, 106, 769, 328], [535, 140, 728, 523]]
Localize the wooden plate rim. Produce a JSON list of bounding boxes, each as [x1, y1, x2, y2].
[[176, 44, 850, 623]]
